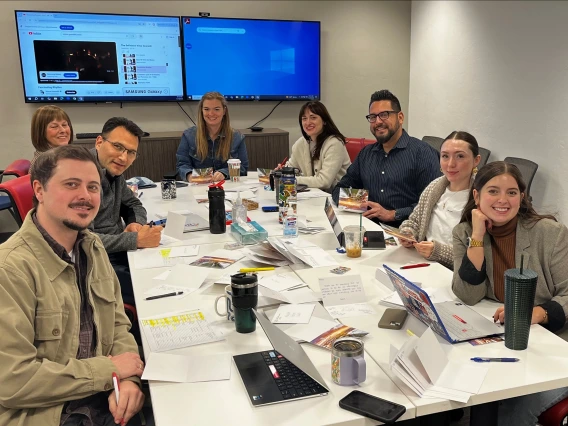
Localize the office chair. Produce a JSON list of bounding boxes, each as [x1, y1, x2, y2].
[[478, 147, 491, 166], [0, 159, 31, 182], [0, 175, 33, 244], [539, 397, 568, 426], [504, 157, 538, 199], [422, 136, 444, 152], [345, 138, 375, 162]]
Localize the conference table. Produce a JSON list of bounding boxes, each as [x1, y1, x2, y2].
[[128, 174, 568, 425]]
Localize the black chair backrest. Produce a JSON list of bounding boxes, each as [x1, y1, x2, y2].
[[422, 136, 444, 152], [504, 157, 538, 197], [478, 147, 491, 166]]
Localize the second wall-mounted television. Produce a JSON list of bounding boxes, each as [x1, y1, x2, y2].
[[15, 10, 185, 103], [182, 17, 320, 101]]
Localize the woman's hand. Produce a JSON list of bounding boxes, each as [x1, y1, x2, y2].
[[493, 306, 547, 325], [398, 231, 415, 248], [212, 171, 225, 182], [471, 208, 492, 239], [414, 241, 434, 259]]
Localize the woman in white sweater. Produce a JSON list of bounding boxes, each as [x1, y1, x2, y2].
[[286, 101, 351, 192]]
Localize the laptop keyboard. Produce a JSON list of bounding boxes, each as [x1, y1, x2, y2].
[[436, 305, 483, 340], [262, 351, 327, 399]]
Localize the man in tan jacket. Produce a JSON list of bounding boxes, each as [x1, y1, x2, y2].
[[0, 145, 145, 426]]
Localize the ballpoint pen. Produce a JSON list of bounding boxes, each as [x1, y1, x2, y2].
[[138, 192, 143, 199], [145, 291, 183, 300], [239, 267, 275, 273], [279, 156, 288, 168], [401, 263, 430, 270], [471, 357, 520, 363]]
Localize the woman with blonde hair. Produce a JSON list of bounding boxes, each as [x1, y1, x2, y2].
[[30, 105, 73, 167], [176, 91, 248, 182]]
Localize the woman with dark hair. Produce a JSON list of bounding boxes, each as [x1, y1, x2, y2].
[[398, 131, 480, 269], [452, 161, 568, 426], [285, 101, 350, 191], [30, 105, 73, 168], [176, 91, 248, 182]]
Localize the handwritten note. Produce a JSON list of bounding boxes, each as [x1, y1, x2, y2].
[[168, 245, 199, 258], [140, 310, 223, 352], [272, 303, 316, 324], [259, 273, 305, 292], [319, 275, 375, 318]]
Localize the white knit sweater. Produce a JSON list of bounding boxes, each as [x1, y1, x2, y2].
[[287, 136, 351, 191]]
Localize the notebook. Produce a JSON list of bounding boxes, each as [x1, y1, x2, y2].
[[383, 265, 504, 343], [324, 197, 385, 249]]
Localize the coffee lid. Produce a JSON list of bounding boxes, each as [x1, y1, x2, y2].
[[231, 273, 258, 286]]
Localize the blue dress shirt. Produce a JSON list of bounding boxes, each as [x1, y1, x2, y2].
[[332, 130, 441, 226], [176, 126, 249, 180]]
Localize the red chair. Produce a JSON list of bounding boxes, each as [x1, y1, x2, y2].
[[345, 138, 375, 162], [0, 159, 31, 182], [0, 175, 34, 226], [539, 397, 568, 426]]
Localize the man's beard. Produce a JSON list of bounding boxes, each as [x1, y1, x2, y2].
[[373, 122, 400, 145], [63, 219, 89, 231]]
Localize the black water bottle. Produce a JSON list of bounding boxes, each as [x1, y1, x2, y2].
[[208, 181, 226, 234]]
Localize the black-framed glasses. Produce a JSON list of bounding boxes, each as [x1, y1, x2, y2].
[[102, 138, 138, 158], [365, 110, 400, 123]]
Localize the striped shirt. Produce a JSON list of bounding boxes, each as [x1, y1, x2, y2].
[[332, 130, 441, 226]]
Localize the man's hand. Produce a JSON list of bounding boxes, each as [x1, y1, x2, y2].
[[110, 352, 145, 379], [124, 223, 143, 233], [414, 241, 434, 259], [136, 225, 162, 248], [362, 201, 395, 222], [108, 380, 145, 425]]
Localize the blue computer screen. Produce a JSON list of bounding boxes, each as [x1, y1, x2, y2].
[[15, 10, 184, 103], [182, 17, 320, 101]]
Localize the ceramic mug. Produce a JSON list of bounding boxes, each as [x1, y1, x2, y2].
[[331, 337, 366, 385], [214, 285, 235, 321]]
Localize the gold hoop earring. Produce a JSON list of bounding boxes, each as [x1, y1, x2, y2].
[[473, 167, 478, 174]]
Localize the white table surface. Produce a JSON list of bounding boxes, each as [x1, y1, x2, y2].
[[129, 173, 568, 423]]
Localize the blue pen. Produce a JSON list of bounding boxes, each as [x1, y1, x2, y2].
[[471, 357, 520, 363]]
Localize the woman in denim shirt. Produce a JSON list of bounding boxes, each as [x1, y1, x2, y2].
[[176, 91, 249, 182]]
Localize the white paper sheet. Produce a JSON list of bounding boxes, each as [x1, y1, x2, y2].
[[140, 309, 224, 352], [259, 273, 305, 292], [319, 275, 376, 318], [167, 245, 199, 258], [272, 303, 316, 324], [131, 249, 203, 270], [144, 283, 193, 299], [163, 211, 187, 240], [259, 285, 321, 304], [142, 352, 231, 383], [325, 302, 376, 318]]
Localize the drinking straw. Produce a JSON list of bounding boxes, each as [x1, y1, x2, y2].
[[520, 254, 524, 275]]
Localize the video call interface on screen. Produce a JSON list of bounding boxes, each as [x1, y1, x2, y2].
[[182, 17, 320, 101], [16, 11, 184, 102]]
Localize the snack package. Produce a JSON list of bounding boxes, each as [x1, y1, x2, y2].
[[257, 168, 272, 184], [338, 188, 368, 212], [190, 168, 214, 184]]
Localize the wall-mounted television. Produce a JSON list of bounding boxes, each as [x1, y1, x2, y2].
[[181, 17, 320, 101], [15, 10, 184, 103]]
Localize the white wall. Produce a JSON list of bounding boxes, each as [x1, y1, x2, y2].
[[408, 1, 568, 220], [0, 1, 411, 166]]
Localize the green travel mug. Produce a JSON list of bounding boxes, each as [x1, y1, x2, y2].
[[504, 268, 538, 350], [231, 273, 258, 333]]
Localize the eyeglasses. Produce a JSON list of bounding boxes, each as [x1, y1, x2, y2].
[[102, 138, 138, 158], [365, 110, 400, 123]]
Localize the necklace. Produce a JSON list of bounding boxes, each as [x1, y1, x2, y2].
[[442, 189, 467, 210]]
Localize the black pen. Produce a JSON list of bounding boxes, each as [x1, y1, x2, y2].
[[149, 221, 154, 228], [138, 192, 143, 199], [145, 291, 183, 301]]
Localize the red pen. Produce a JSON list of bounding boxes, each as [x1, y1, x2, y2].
[[400, 263, 430, 270], [279, 156, 288, 167]]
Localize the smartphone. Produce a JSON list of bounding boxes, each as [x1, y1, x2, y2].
[[262, 206, 279, 212], [339, 390, 406, 423], [378, 308, 408, 330]]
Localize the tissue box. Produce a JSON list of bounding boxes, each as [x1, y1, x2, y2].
[[230, 221, 268, 245]]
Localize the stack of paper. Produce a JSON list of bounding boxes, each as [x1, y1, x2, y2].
[[380, 287, 456, 309], [142, 353, 231, 383], [240, 243, 291, 267], [131, 244, 200, 270], [296, 189, 329, 199], [267, 237, 338, 268], [259, 283, 321, 304], [319, 275, 376, 318], [144, 264, 210, 299], [390, 328, 488, 403]]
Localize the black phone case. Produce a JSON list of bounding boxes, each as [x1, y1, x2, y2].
[[339, 391, 406, 424]]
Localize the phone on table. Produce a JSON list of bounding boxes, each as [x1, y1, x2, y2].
[[262, 206, 279, 212], [378, 308, 408, 330], [339, 390, 406, 424]]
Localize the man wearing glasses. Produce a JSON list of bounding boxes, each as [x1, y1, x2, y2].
[[332, 90, 440, 227], [91, 117, 162, 310]]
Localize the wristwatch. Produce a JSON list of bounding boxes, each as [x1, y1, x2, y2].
[[467, 237, 484, 248]]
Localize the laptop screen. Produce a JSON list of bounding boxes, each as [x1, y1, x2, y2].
[[383, 265, 452, 342], [324, 198, 344, 245]]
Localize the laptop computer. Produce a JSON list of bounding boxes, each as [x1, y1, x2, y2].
[[324, 198, 386, 250], [383, 265, 504, 343], [233, 309, 329, 406]]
